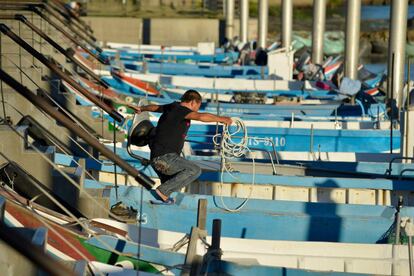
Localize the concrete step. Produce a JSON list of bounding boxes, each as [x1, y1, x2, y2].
[[0, 125, 55, 188], [50, 89, 123, 142], [0, 88, 94, 156], [0, 135, 110, 219]]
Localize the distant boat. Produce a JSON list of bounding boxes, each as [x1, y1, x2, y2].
[[292, 31, 345, 56]]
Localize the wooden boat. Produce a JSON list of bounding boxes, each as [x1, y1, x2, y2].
[[0, 187, 159, 273], [121, 60, 268, 79], [108, 186, 407, 244], [86, 218, 414, 275], [100, 48, 239, 63], [54, 146, 413, 207], [115, 71, 338, 102]]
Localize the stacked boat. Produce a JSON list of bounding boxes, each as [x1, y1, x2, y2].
[[0, 1, 414, 275]]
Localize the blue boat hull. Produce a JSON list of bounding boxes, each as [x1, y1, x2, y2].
[[100, 50, 239, 63], [109, 186, 401, 244], [187, 124, 400, 153], [122, 61, 267, 79]]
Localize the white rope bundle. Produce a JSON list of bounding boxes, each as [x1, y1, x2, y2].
[[213, 117, 255, 212]]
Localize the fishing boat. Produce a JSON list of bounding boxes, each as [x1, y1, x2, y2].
[[0, 186, 160, 273], [86, 218, 414, 275], [108, 186, 406, 244], [100, 47, 239, 63]]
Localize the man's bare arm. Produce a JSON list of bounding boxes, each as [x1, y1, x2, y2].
[[129, 104, 163, 113], [185, 112, 232, 125]]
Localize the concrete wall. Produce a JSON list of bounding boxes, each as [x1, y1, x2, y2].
[[84, 16, 142, 44], [83, 16, 258, 46], [149, 18, 219, 46]]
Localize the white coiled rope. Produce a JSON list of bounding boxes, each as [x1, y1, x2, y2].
[[212, 117, 255, 212]]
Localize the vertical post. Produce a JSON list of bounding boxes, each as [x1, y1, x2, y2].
[[113, 121, 118, 201], [211, 219, 222, 260], [310, 124, 314, 153], [311, 0, 326, 64], [225, 0, 235, 39], [395, 196, 403, 245], [408, 57, 411, 111], [240, 0, 249, 43], [409, 234, 414, 276], [197, 199, 207, 231], [258, 0, 268, 48], [344, 0, 361, 80], [183, 199, 207, 276], [0, 32, 5, 123], [387, 0, 408, 109], [281, 0, 293, 50], [404, 58, 411, 160], [391, 54, 395, 154]]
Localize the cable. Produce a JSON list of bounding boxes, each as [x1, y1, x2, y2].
[[0, 31, 6, 122], [1, 186, 104, 276], [0, 121, 136, 226], [0, 54, 114, 166], [0, 143, 136, 258], [212, 117, 255, 212]]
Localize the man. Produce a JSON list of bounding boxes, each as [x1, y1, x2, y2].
[[64, 1, 81, 17], [132, 90, 232, 203]]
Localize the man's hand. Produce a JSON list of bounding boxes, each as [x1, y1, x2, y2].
[[222, 117, 232, 125], [129, 105, 142, 113]]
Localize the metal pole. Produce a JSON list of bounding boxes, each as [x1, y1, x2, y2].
[[3, 14, 108, 88], [49, 0, 94, 38], [258, 0, 268, 48], [395, 196, 403, 245], [211, 219, 222, 259], [29, 6, 105, 63], [0, 224, 75, 276], [42, 4, 98, 50], [0, 68, 154, 190], [281, 0, 293, 50], [310, 124, 314, 153], [405, 58, 411, 159], [240, 0, 249, 43], [387, 0, 409, 109], [391, 53, 395, 154], [0, 24, 123, 123], [408, 57, 411, 111], [344, 0, 361, 80], [225, 0, 234, 39], [409, 234, 414, 276], [311, 0, 326, 64]]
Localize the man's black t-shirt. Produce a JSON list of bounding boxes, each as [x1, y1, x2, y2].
[[150, 102, 192, 159]]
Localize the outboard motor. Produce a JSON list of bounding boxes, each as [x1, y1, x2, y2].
[[126, 106, 155, 166]]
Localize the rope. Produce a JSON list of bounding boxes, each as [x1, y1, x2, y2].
[[0, 186, 104, 276], [0, 121, 126, 222], [0, 32, 6, 122], [0, 122, 139, 256], [212, 117, 255, 212]]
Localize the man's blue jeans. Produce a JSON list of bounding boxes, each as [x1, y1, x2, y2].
[[151, 153, 201, 196]]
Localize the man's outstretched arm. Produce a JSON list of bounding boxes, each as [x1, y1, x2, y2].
[[129, 104, 163, 113], [185, 112, 232, 125]]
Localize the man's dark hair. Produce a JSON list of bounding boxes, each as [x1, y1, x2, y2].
[[181, 90, 202, 103]]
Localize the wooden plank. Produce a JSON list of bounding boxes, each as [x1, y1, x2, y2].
[[182, 226, 201, 276], [197, 199, 207, 231]]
